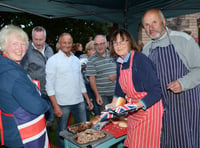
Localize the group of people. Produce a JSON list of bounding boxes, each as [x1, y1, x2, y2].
[[0, 8, 200, 148]]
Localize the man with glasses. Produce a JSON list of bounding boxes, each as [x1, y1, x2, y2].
[[86, 35, 117, 111]]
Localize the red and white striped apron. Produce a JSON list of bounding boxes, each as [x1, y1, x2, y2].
[[119, 51, 163, 148]]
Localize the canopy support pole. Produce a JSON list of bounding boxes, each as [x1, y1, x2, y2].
[[123, 0, 128, 30]]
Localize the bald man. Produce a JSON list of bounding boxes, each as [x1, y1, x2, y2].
[[46, 33, 93, 148], [142, 9, 200, 148]]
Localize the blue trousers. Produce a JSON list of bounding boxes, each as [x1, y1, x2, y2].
[[56, 102, 87, 148]]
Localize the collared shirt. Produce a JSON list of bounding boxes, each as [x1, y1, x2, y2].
[[32, 43, 45, 56], [21, 42, 54, 95], [115, 51, 162, 110], [116, 52, 131, 64], [45, 50, 86, 105]]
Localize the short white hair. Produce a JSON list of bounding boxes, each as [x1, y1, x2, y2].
[[0, 24, 29, 52]]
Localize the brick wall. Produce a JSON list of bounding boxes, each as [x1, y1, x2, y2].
[[140, 12, 200, 46]]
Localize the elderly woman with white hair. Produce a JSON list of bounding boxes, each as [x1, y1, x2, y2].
[[0, 25, 49, 148]]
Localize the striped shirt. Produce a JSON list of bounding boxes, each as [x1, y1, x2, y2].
[[86, 49, 116, 96]]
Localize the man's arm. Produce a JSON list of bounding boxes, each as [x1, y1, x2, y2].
[[89, 76, 103, 105], [82, 92, 93, 110], [45, 57, 62, 117], [48, 95, 62, 117]]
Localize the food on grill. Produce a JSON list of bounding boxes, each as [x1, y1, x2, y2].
[[67, 122, 92, 133], [116, 97, 126, 107], [74, 129, 106, 144], [109, 117, 128, 127], [89, 115, 100, 125], [118, 120, 128, 127], [109, 118, 120, 124]]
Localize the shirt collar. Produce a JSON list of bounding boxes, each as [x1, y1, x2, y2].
[[59, 50, 73, 57], [116, 51, 131, 64], [32, 42, 45, 53], [96, 49, 109, 58], [2, 53, 7, 57], [152, 27, 169, 42]]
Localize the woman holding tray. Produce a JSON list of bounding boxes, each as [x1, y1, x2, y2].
[[109, 29, 163, 148]]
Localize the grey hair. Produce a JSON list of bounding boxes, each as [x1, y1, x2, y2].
[[0, 24, 29, 52], [94, 35, 107, 43], [158, 9, 165, 22], [85, 40, 95, 51], [32, 26, 46, 37]]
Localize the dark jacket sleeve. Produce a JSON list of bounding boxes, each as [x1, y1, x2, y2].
[[12, 69, 49, 115], [133, 52, 162, 108]]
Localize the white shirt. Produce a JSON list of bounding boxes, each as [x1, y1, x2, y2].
[[45, 50, 86, 105], [32, 42, 45, 55]]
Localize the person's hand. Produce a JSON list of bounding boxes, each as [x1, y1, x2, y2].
[[108, 74, 116, 82], [96, 95, 103, 105], [87, 100, 94, 110], [134, 101, 144, 110], [167, 80, 182, 93], [53, 105, 63, 117], [105, 102, 116, 110]]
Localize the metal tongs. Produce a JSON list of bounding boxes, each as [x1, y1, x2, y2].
[[92, 120, 109, 131]]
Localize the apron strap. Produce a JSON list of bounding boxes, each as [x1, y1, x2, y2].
[[0, 110, 13, 145], [0, 110, 4, 145], [120, 50, 135, 70], [129, 50, 135, 68]]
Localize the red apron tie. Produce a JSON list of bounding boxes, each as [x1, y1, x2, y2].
[[0, 110, 13, 145]]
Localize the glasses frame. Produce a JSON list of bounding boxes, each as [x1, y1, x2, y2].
[[113, 40, 128, 47], [94, 42, 106, 47]]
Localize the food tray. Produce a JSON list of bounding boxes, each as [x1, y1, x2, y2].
[[102, 122, 127, 138], [60, 129, 114, 148], [67, 121, 92, 134], [74, 129, 106, 145]]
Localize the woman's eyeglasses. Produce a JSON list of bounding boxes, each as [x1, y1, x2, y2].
[[113, 40, 128, 47]]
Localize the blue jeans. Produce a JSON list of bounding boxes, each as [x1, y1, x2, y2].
[[57, 102, 87, 148], [85, 83, 100, 120]]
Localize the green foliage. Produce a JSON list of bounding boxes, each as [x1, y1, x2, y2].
[[0, 12, 113, 51]]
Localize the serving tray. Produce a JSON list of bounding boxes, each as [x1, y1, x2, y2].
[[67, 121, 92, 134], [102, 122, 127, 138], [60, 129, 114, 148]]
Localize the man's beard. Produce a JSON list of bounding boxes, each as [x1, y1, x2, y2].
[[147, 26, 165, 40]]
